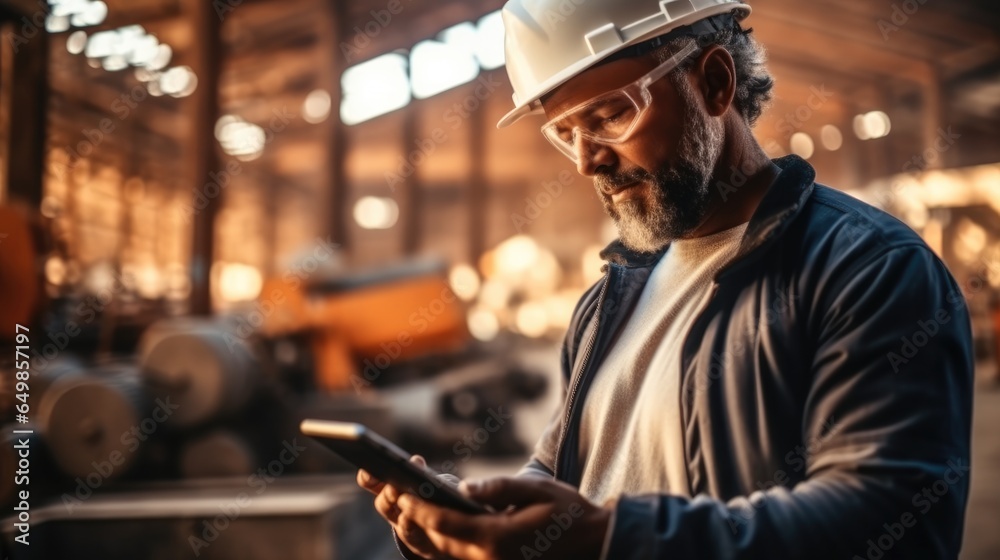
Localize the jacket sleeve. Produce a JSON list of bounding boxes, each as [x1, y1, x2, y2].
[[603, 245, 974, 559]]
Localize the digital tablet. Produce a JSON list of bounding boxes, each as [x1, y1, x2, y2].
[[300, 419, 490, 515]]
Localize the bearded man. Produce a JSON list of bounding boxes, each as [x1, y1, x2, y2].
[[359, 1, 974, 558]]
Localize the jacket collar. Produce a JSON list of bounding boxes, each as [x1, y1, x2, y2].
[[599, 155, 816, 269]]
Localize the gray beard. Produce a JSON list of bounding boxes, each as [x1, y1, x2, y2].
[[596, 77, 724, 253]]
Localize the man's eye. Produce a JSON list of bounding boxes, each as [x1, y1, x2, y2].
[[602, 109, 627, 123], [592, 103, 634, 125]]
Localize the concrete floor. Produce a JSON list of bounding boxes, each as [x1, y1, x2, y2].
[[962, 384, 1000, 559]]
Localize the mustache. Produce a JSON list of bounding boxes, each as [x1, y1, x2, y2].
[[593, 168, 653, 196]]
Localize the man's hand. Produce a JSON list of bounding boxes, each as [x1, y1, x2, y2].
[[357, 455, 450, 559], [396, 476, 611, 560]]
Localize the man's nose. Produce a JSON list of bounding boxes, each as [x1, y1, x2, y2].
[[574, 135, 616, 177]]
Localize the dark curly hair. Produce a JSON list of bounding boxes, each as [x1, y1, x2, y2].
[[653, 23, 774, 127]]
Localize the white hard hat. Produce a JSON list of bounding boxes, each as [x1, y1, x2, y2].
[[497, 0, 751, 128]]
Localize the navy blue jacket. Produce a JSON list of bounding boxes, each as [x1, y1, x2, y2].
[[520, 155, 974, 559]]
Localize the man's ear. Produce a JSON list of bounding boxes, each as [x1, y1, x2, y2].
[[694, 44, 736, 118]]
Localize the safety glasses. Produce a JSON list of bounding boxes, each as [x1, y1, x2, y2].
[[540, 41, 699, 163]]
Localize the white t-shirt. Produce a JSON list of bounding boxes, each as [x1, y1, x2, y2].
[[578, 221, 749, 506]]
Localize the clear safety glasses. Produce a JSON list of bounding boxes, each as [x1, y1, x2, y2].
[[540, 41, 699, 163]]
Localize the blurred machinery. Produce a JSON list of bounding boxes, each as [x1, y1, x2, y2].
[[0, 214, 548, 557], [260, 259, 470, 392], [255, 257, 549, 457]]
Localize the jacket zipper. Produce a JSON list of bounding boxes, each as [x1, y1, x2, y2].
[[553, 269, 611, 481]]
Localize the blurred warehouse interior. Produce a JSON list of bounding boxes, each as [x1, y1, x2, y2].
[[1, 0, 1000, 558]]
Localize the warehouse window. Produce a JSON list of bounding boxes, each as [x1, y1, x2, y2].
[[341, 53, 411, 126], [410, 23, 480, 99], [341, 10, 505, 125]]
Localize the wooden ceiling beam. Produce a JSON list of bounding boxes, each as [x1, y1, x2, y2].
[[751, 15, 935, 85], [759, 0, 1000, 46]]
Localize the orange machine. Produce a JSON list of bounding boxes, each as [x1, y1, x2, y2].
[[260, 259, 469, 392], [0, 205, 42, 330]]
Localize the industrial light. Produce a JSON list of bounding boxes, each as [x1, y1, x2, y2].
[[128, 34, 160, 66], [216, 115, 266, 160], [101, 54, 128, 72], [515, 302, 548, 338], [215, 262, 263, 302], [84, 30, 116, 58], [45, 256, 67, 286], [147, 44, 173, 71], [160, 66, 193, 96], [790, 132, 814, 159], [124, 263, 164, 299], [353, 196, 399, 229], [467, 307, 499, 341], [478, 279, 511, 311], [853, 111, 891, 140], [820, 125, 843, 151], [303, 89, 332, 124], [81, 1, 107, 26], [48, 0, 106, 26], [494, 235, 540, 276], [448, 264, 481, 301], [66, 30, 87, 54], [46, 15, 70, 33]]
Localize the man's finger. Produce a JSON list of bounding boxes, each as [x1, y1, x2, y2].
[[421, 526, 481, 560], [395, 517, 439, 558], [398, 494, 485, 542], [460, 476, 559, 509], [375, 484, 406, 523], [357, 469, 385, 494]]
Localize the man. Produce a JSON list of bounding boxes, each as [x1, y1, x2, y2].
[[359, 0, 974, 558]]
